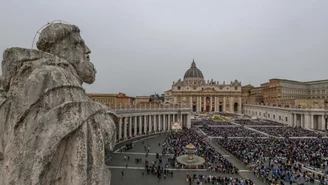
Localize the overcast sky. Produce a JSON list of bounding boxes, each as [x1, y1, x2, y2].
[[0, 0, 327, 96]]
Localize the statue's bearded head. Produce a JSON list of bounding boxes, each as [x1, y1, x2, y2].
[[37, 23, 96, 84]]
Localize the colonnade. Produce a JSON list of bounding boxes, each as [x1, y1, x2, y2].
[[174, 95, 242, 113], [116, 113, 191, 142], [289, 113, 327, 130], [243, 104, 328, 131]]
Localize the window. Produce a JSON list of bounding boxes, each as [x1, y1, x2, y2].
[[178, 86, 181, 90]]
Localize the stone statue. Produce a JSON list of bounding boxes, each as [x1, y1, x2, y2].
[[0, 23, 117, 185], [0, 76, 5, 161]]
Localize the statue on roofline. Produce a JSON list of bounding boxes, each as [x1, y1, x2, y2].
[[0, 23, 117, 185]]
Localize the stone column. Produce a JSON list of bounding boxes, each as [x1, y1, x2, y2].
[[214, 96, 217, 112], [197, 96, 202, 112], [129, 116, 132, 137], [230, 97, 234, 113], [293, 114, 296, 127], [119, 117, 122, 140], [159, 115, 162, 132], [289, 113, 293, 126], [187, 114, 191, 128], [190, 96, 193, 109], [144, 115, 147, 134], [200, 97, 203, 112], [148, 115, 152, 133], [203, 96, 206, 112], [139, 116, 142, 135], [238, 96, 242, 113], [163, 114, 166, 131], [154, 115, 157, 132], [310, 114, 314, 129], [210, 96, 213, 112], [124, 117, 127, 139], [300, 114, 303, 128], [134, 116, 137, 136], [322, 115, 326, 130], [168, 114, 171, 131], [223, 96, 226, 112], [304, 114, 310, 129]]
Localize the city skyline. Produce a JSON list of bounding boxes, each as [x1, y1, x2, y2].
[[0, 0, 327, 96]]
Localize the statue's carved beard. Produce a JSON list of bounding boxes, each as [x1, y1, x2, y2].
[[77, 61, 96, 84], [67, 54, 96, 84]]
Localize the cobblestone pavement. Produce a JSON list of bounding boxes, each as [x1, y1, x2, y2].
[[110, 168, 240, 185], [107, 134, 242, 185]]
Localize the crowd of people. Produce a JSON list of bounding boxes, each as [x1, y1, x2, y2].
[[162, 129, 238, 173], [219, 113, 240, 119], [252, 126, 325, 137], [216, 138, 328, 183], [193, 120, 233, 126], [201, 126, 264, 138], [234, 119, 285, 126], [185, 173, 254, 185]]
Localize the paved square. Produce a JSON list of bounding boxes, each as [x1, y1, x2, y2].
[[107, 133, 244, 185]]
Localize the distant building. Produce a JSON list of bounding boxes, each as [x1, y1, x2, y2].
[[87, 92, 132, 107], [164, 60, 242, 113], [241, 84, 254, 105], [87, 93, 117, 107], [135, 96, 150, 105], [244, 78, 328, 108], [149, 93, 164, 104]]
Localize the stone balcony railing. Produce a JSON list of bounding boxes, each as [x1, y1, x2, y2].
[[244, 103, 326, 111], [108, 104, 192, 113]]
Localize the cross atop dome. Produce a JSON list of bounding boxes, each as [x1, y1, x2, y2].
[[191, 59, 196, 68]]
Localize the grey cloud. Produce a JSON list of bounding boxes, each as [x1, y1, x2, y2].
[[1, 0, 327, 96]]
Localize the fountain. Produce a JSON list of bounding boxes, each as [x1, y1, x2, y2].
[[176, 143, 205, 169]]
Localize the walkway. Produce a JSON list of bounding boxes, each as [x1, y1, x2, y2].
[[195, 129, 266, 185], [208, 140, 265, 185]]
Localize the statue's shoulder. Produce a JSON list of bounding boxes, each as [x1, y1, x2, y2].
[[2, 47, 76, 91], [3, 47, 70, 67]]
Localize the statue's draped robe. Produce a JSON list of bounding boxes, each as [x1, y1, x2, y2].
[[0, 48, 116, 185]]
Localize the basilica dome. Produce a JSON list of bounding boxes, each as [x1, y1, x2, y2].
[[183, 60, 204, 80]]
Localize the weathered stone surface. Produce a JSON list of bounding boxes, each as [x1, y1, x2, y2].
[[0, 23, 117, 185], [0, 72, 6, 166]]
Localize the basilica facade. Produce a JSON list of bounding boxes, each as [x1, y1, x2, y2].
[[164, 60, 242, 113]]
